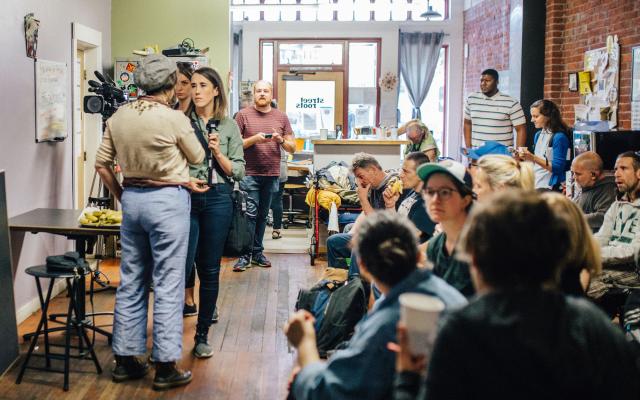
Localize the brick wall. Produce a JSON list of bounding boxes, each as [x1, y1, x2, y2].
[[545, 0, 640, 128], [463, 0, 511, 100]]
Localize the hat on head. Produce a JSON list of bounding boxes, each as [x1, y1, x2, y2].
[[464, 141, 511, 160], [417, 160, 473, 191], [133, 54, 175, 92]]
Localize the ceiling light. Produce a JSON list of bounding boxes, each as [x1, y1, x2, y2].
[[420, 1, 442, 19]]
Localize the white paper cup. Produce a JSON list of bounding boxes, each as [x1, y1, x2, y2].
[[320, 128, 328, 140], [390, 127, 398, 140], [399, 293, 445, 357]]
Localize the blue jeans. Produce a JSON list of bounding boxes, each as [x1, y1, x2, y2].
[[240, 175, 279, 256], [327, 233, 352, 270], [112, 186, 190, 362], [185, 184, 233, 330], [271, 182, 285, 230]]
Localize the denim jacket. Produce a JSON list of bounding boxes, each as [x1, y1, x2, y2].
[[292, 268, 467, 400]]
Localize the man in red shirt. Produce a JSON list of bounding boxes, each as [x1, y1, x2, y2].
[[234, 80, 296, 270]]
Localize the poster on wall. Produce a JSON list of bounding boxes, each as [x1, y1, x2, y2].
[[35, 59, 68, 143], [285, 80, 335, 137], [24, 13, 39, 59], [114, 59, 140, 99], [581, 35, 620, 128]]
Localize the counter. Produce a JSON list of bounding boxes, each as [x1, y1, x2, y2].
[[311, 139, 409, 171]]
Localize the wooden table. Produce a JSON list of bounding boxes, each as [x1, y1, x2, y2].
[[10, 208, 119, 342]]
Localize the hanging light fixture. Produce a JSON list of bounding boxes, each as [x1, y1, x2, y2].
[[420, 0, 442, 19]]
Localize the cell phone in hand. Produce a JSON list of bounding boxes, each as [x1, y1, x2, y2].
[[264, 133, 273, 139]]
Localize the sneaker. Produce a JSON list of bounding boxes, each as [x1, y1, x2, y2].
[[112, 355, 150, 382], [212, 307, 219, 323], [251, 253, 271, 268], [233, 255, 251, 272], [153, 362, 192, 391], [183, 303, 198, 317]]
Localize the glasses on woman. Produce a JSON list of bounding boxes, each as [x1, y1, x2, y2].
[[423, 187, 459, 200]]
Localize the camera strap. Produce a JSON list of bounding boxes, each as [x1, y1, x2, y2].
[[191, 113, 229, 184]]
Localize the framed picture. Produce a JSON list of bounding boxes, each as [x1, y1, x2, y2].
[[568, 72, 578, 92], [632, 46, 640, 102]]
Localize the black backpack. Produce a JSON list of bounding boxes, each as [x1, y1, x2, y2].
[[296, 276, 368, 357], [223, 188, 251, 257], [46, 251, 89, 274]]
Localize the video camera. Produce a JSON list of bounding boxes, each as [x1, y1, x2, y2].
[[83, 71, 127, 120]]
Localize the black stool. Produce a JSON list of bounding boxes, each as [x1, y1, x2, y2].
[[16, 265, 102, 391]]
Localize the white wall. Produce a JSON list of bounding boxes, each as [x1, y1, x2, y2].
[[238, 0, 464, 157], [0, 0, 111, 318]]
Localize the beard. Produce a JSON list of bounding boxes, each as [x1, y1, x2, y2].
[[255, 98, 270, 107]]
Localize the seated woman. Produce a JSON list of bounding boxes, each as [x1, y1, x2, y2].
[[472, 154, 534, 201], [393, 190, 640, 399], [398, 119, 440, 162], [417, 160, 475, 297], [541, 192, 602, 296], [285, 212, 466, 400], [518, 99, 570, 191]]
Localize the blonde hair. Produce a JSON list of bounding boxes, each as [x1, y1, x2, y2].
[[541, 192, 602, 281], [477, 155, 535, 191]]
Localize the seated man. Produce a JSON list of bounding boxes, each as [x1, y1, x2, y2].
[[326, 153, 395, 273], [286, 212, 466, 400], [393, 190, 640, 399], [398, 119, 440, 162], [383, 151, 435, 243], [588, 151, 640, 311], [570, 151, 616, 232]]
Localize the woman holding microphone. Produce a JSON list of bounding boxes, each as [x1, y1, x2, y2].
[[185, 67, 245, 358]]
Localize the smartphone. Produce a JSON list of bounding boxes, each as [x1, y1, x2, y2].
[[264, 133, 273, 139]]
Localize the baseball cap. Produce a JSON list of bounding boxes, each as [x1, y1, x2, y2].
[[464, 141, 511, 160], [133, 54, 175, 92], [417, 159, 473, 190]]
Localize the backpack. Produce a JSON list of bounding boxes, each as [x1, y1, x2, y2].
[[295, 276, 368, 357], [46, 251, 89, 274], [223, 188, 252, 257]]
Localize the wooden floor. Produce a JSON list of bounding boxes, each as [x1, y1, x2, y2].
[[0, 253, 325, 400]]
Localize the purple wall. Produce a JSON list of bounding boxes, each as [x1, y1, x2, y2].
[[0, 0, 111, 315]]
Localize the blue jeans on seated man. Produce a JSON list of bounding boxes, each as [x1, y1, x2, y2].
[[239, 175, 279, 263], [112, 186, 190, 362], [326, 232, 382, 299]]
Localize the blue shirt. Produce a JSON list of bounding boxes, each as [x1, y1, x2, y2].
[[533, 130, 570, 188], [292, 269, 467, 400]]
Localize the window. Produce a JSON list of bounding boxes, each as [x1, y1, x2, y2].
[[231, 0, 449, 22], [261, 42, 274, 83], [348, 42, 378, 136], [279, 43, 343, 65], [397, 46, 446, 152]]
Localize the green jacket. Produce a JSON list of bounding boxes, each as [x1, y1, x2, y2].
[[188, 114, 245, 184]]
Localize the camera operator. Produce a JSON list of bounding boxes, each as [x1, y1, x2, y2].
[[95, 54, 204, 391]]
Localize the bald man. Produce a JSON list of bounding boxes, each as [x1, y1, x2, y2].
[[571, 151, 616, 232]]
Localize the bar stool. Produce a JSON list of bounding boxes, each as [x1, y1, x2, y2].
[[16, 265, 102, 391], [282, 183, 310, 229]]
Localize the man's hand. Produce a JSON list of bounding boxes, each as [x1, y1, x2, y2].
[[284, 310, 316, 348], [383, 186, 400, 209], [356, 179, 371, 201], [255, 132, 270, 144], [188, 178, 210, 193], [387, 323, 427, 374]]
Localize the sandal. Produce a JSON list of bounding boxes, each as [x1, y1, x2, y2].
[[272, 230, 282, 240]]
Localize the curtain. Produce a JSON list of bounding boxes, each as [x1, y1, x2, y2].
[[399, 31, 444, 120]]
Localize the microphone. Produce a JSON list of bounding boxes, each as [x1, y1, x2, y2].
[[88, 80, 101, 88], [206, 119, 220, 133], [94, 70, 107, 83]]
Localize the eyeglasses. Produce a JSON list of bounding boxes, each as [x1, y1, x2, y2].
[[423, 187, 459, 200]]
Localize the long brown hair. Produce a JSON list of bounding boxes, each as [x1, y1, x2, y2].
[[530, 99, 569, 134], [187, 67, 228, 120]]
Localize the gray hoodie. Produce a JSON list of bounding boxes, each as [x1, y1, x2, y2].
[[595, 195, 640, 268], [573, 175, 616, 232]]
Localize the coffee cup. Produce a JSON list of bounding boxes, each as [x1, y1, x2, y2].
[[399, 293, 445, 357], [320, 128, 328, 140]]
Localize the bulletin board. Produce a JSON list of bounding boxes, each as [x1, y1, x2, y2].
[[577, 35, 620, 128], [35, 59, 68, 143], [114, 59, 140, 100]]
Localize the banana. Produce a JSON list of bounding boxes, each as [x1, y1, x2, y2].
[[81, 209, 123, 226], [391, 179, 403, 195]]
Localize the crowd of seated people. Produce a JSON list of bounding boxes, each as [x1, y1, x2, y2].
[[285, 138, 640, 399]]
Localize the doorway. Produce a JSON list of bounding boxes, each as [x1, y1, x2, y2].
[[276, 71, 344, 137]]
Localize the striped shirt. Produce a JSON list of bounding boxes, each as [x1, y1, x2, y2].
[[464, 91, 526, 146], [235, 106, 293, 176]]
